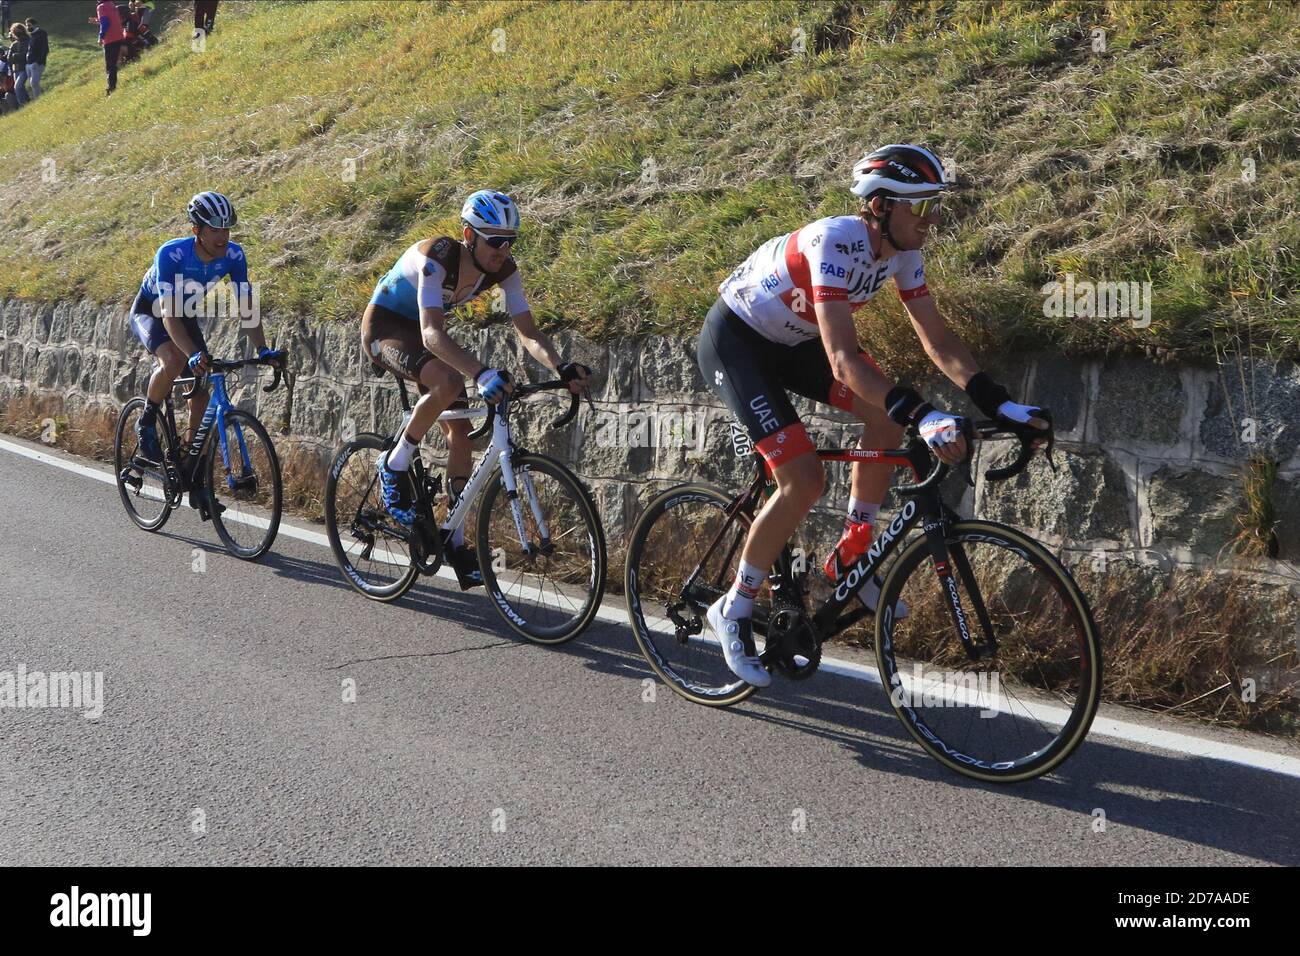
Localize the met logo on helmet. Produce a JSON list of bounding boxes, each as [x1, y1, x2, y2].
[[887, 159, 921, 180]]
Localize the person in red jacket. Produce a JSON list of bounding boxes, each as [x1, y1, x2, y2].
[[90, 1, 127, 94]]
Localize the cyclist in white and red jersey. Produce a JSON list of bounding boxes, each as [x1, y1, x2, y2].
[[698, 144, 1049, 687]]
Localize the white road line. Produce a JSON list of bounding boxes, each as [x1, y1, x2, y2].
[[5, 434, 1300, 780]]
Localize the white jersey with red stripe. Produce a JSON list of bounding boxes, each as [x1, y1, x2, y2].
[[718, 215, 929, 346]]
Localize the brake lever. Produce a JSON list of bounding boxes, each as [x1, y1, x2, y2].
[[957, 418, 976, 488], [1037, 408, 1057, 473], [955, 457, 975, 489]]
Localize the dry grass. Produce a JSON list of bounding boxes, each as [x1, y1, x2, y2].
[[1234, 454, 1281, 558], [0, 1, 1296, 360], [279, 441, 331, 523], [1078, 560, 1298, 735], [0, 393, 119, 461], [0, 390, 334, 521]]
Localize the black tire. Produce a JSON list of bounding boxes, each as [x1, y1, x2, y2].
[[874, 519, 1102, 783], [624, 482, 761, 707], [114, 397, 175, 532], [206, 410, 283, 561], [476, 452, 606, 645], [324, 432, 419, 601]]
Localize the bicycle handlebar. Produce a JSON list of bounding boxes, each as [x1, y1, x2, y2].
[[892, 408, 1055, 497], [466, 379, 585, 441], [979, 409, 1054, 481], [176, 351, 290, 400]]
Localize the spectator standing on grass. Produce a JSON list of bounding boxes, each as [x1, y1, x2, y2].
[[128, 2, 158, 46], [193, 0, 218, 39], [133, 0, 153, 30], [6, 22, 27, 108], [0, 50, 15, 114], [91, 0, 127, 95], [23, 18, 47, 99]]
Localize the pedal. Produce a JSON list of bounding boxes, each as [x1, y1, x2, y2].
[[119, 468, 143, 491]]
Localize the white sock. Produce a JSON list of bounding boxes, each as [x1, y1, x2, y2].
[[387, 434, 418, 471], [722, 559, 764, 620], [847, 496, 879, 528]]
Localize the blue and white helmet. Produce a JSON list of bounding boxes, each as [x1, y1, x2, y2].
[[187, 191, 238, 229], [460, 189, 519, 235]]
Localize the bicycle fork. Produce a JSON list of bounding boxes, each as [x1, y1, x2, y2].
[[495, 446, 551, 559], [918, 510, 999, 660]]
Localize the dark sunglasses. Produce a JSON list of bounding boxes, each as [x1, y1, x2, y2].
[[473, 228, 517, 250]]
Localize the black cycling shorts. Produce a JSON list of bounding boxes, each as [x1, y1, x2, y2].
[[128, 291, 209, 356], [696, 297, 880, 468], [361, 303, 468, 409]]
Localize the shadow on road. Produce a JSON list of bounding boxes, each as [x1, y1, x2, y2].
[[154, 523, 1300, 865]]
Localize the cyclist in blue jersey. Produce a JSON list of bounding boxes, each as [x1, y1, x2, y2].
[[130, 191, 280, 469], [360, 189, 591, 590]]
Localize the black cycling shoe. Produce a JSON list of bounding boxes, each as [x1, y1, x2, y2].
[[448, 543, 484, 591], [135, 416, 162, 464], [188, 488, 227, 522]]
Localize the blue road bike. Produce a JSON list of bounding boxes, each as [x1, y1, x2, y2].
[[114, 352, 289, 560]]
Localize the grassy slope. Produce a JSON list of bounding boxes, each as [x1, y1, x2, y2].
[[0, 0, 1296, 373]]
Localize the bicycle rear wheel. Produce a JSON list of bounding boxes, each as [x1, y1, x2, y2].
[[624, 482, 763, 707], [476, 452, 606, 645], [207, 410, 282, 561], [324, 433, 419, 601], [114, 398, 176, 532], [875, 519, 1102, 783]]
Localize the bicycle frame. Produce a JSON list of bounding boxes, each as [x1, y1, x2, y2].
[[688, 441, 997, 663], [160, 370, 253, 491], [385, 379, 552, 557]]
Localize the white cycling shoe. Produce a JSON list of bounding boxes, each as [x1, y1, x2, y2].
[[858, 574, 909, 620], [706, 596, 771, 688]]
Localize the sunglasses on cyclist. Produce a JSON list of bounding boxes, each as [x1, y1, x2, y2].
[[890, 195, 944, 217], [472, 228, 517, 250]]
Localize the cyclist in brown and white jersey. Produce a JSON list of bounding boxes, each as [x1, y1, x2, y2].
[[360, 189, 591, 589]]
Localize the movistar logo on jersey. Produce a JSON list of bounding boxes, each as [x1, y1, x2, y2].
[[156, 276, 260, 322]]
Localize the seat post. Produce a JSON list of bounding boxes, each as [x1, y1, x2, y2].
[[396, 376, 411, 411]]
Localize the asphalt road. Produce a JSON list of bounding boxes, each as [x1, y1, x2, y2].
[[2, 439, 1298, 865]]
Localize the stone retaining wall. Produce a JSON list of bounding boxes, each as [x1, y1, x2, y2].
[[2, 298, 1297, 599]]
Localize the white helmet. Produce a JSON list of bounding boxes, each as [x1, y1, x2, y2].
[[850, 144, 951, 199], [187, 190, 238, 228], [460, 189, 519, 234]]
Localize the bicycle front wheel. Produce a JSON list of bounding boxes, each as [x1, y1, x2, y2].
[[207, 410, 283, 560], [324, 433, 419, 601], [476, 453, 606, 645], [624, 482, 761, 707], [114, 397, 176, 532], [875, 519, 1102, 783]]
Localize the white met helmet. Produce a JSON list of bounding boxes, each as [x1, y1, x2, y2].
[[850, 144, 951, 199], [460, 189, 520, 234], [187, 191, 238, 229]]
